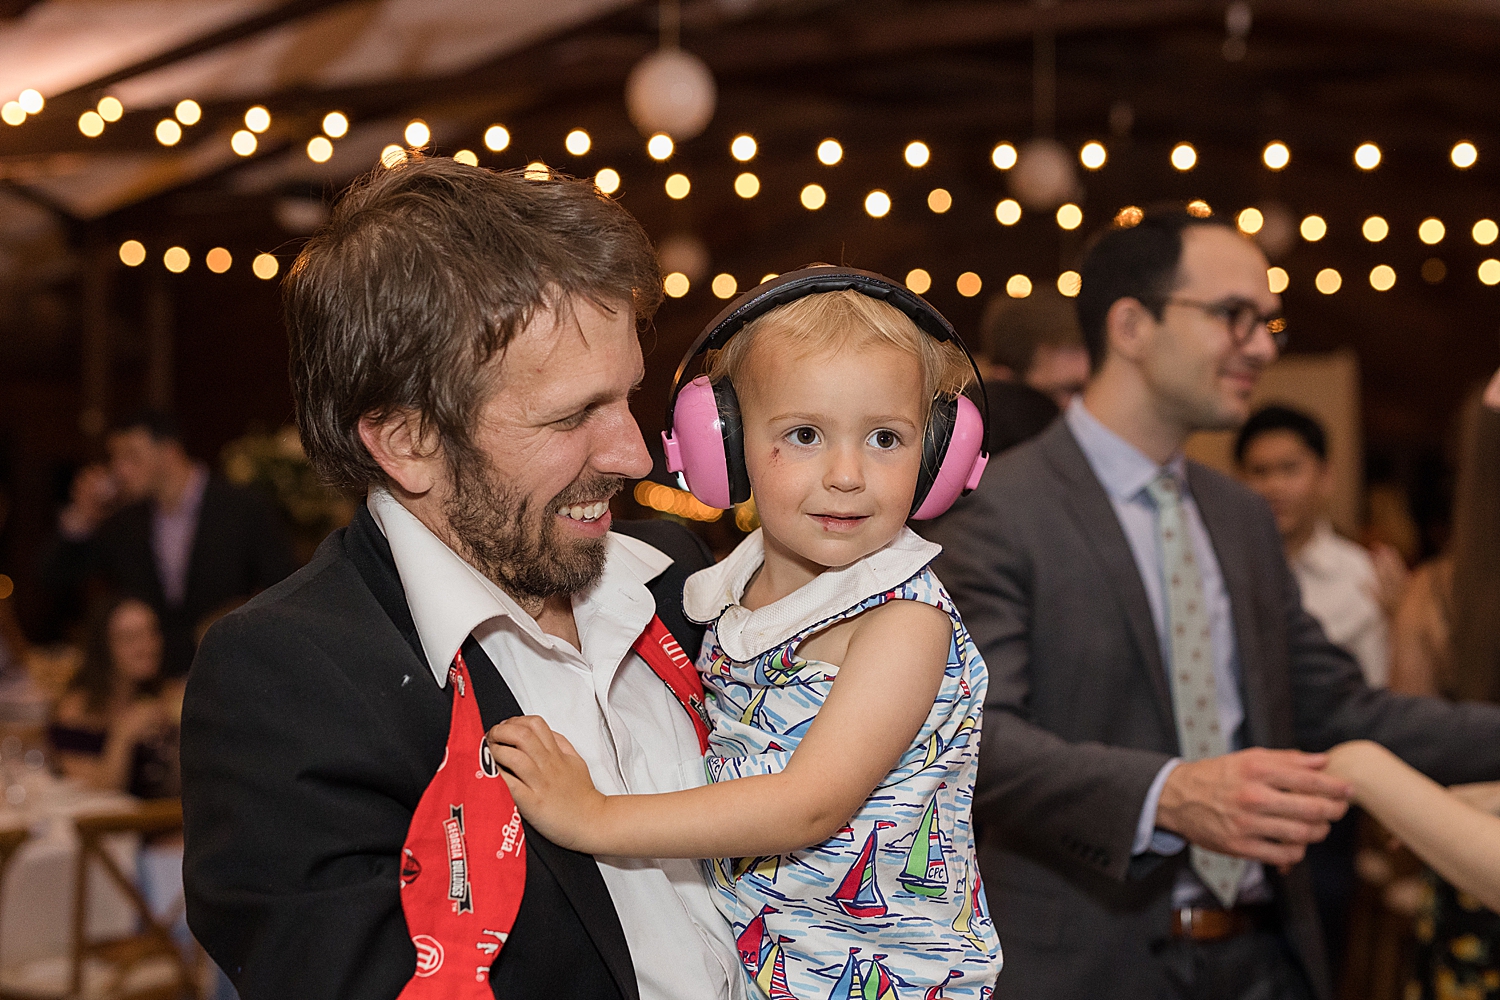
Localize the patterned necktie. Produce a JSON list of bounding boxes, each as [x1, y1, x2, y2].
[[1146, 472, 1246, 908]]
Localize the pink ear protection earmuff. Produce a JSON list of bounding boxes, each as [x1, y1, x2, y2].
[[660, 266, 990, 520]]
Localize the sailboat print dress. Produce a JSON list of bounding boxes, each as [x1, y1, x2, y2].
[[681, 527, 1002, 1000]]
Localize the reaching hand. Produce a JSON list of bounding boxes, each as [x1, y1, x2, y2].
[[1369, 543, 1410, 620], [1156, 747, 1353, 868], [485, 716, 607, 854], [59, 464, 116, 538]]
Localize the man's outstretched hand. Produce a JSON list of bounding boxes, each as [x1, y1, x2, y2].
[[1156, 747, 1353, 869], [486, 716, 605, 854]]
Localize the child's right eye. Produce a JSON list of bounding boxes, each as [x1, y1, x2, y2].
[[788, 427, 820, 446]]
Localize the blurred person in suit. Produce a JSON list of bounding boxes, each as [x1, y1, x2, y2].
[[925, 207, 1500, 1000], [42, 411, 295, 677], [972, 288, 1087, 454]]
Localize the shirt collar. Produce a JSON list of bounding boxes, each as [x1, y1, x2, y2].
[[156, 463, 209, 521], [682, 526, 940, 662], [367, 487, 672, 687], [1065, 396, 1186, 503], [1292, 519, 1341, 578]]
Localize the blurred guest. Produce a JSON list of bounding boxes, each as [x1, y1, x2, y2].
[[927, 208, 1500, 1000], [42, 411, 296, 677], [1235, 405, 1396, 687], [48, 596, 180, 798], [978, 287, 1091, 410]]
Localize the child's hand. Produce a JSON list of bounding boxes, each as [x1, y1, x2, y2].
[[485, 716, 607, 853]]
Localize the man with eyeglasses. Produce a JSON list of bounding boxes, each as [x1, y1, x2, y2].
[[923, 207, 1500, 1000]]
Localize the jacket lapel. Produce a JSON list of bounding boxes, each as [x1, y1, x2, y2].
[[1039, 422, 1178, 743], [342, 503, 640, 1000]]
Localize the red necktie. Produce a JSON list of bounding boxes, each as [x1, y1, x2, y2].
[[397, 651, 526, 996]]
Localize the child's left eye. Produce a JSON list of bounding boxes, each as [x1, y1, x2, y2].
[[789, 427, 820, 446], [868, 429, 901, 450]]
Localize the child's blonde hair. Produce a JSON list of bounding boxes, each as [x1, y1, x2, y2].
[[704, 289, 973, 420]]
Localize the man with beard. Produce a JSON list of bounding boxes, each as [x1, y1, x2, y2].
[[181, 158, 744, 1000]]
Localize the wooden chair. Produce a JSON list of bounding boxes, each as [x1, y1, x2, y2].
[[0, 825, 38, 1000], [71, 799, 193, 1000]]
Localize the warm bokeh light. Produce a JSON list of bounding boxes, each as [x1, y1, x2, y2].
[[633, 481, 724, 522], [380, 144, 407, 168], [665, 173, 691, 199], [77, 111, 104, 137], [524, 161, 549, 180], [118, 240, 146, 267], [731, 134, 757, 162], [0, 102, 24, 126], [17, 89, 43, 115], [244, 106, 271, 133], [174, 99, 200, 126], [453, 149, 478, 166], [1056, 203, 1083, 230], [155, 119, 181, 146], [1236, 207, 1264, 235], [1267, 266, 1289, 294], [1315, 267, 1342, 294], [594, 168, 621, 194], [1452, 141, 1478, 169], [712, 273, 738, 298], [307, 136, 333, 163], [97, 96, 123, 122], [323, 112, 348, 138], [761, 273, 778, 284], [1186, 199, 1212, 218], [1262, 142, 1290, 170], [163, 247, 190, 273], [206, 247, 232, 274], [1057, 270, 1082, 297], [995, 199, 1022, 226], [1363, 216, 1389, 242], [927, 188, 952, 213], [1369, 264, 1396, 291], [1474, 219, 1499, 245], [800, 183, 826, 210], [904, 141, 930, 168], [663, 272, 690, 298], [1480, 259, 1500, 286], [906, 269, 932, 294], [1079, 141, 1106, 169], [734, 172, 760, 198], [1423, 257, 1447, 283], [252, 253, 279, 280], [956, 272, 983, 297], [1006, 274, 1033, 298], [1300, 215, 1327, 241], [817, 139, 843, 165], [1170, 143, 1197, 171], [1354, 142, 1381, 170], [404, 120, 430, 147], [991, 142, 1017, 169], [565, 129, 591, 156], [231, 130, 257, 156], [1115, 205, 1144, 228], [865, 190, 892, 218], [484, 125, 510, 152], [1419, 217, 1446, 244], [648, 133, 674, 160]]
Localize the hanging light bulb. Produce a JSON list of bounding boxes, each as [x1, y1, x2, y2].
[[625, 0, 716, 142]]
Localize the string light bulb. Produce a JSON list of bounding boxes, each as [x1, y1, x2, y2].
[[1369, 265, 1396, 291], [1452, 142, 1478, 169], [0, 103, 24, 127], [1057, 271, 1082, 297], [905, 268, 932, 294], [595, 168, 621, 194], [484, 125, 510, 152], [97, 97, 123, 122], [712, 273, 738, 298], [118, 240, 146, 267], [307, 136, 334, 163], [77, 111, 104, 137], [1479, 259, 1500, 286], [647, 133, 674, 160], [404, 120, 430, 147], [565, 129, 591, 155], [817, 139, 842, 165], [994, 199, 1021, 226], [322, 112, 349, 138], [1079, 141, 1107, 169], [1473, 219, 1499, 246], [252, 253, 279, 280], [155, 119, 182, 146], [734, 172, 760, 198], [864, 190, 891, 218], [17, 89, 42, 115], [1267, 267, 1289, 294], [1315, 268, 1342, 294], [1056, 204, 1083, 230], [453, 149, 478, 166], [663, 272, 690, 297], [1237, 207, 1264, 235], [665, 173, 691, 199], [163, 247, 190, 273], [1006, 274, 1033, 298], [800, 184, 826, 210], [1419, 217, 1446, 245], [904, 141, 930, 168], [231, 130, 257, 156], [244, 106, 271, 133], [174, 100, 200, 125], [206, 248, 232, 274], [1354, 143, 1381, 170], [1363, 216, 1389, 242], [1300, 215, 1327, 241], [956, 272, 983, 297], [991, 142, 1017, 169], [927, 188, 952, 213], [1263, 142, 1290, 170], [1171, 143, 1197, 171], [731, 135, 757, 161]]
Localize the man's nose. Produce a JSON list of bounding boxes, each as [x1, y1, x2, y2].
[[1243, 321, 1280, 365], [591, 406, 653, 480]]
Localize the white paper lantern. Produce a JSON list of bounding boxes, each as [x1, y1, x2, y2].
[[1008, 138, 1078, 210], [625, 49, 716, 140], [657, 233, 710, 283]]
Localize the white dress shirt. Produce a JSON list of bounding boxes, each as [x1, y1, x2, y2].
[[1290, 520, 1389, 688], [1065, 400, 1269, 907], [368, 489, 744, 1000]]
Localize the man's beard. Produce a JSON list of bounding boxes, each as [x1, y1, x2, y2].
[[442, 454, 619, 605]]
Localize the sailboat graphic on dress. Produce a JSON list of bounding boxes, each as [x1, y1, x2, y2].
[[756, 936, 798, 999], [832, 821, 897, 917], [897, 798, 948, 897], [862, 954, 899, 1000], [732, 852, 782, 882], [923, 970, 962, 999], [758, 645, 802, 686], [950, 865, 991, 951], [827, 949, 862, 1000], [736, 905, 778, 971]]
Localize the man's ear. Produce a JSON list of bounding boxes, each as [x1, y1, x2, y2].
[[358, 410, 443, 496], [1103, 297, 1156, 365]]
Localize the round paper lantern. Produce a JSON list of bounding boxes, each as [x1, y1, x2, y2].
[[1008, 138, 1078, 210], [625, 49, 716, 140]]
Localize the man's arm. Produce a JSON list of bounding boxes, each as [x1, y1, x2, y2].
[[182, 612, 432, 1000]]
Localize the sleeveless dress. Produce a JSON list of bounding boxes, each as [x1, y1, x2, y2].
[[681, 528, 1002, 1000]]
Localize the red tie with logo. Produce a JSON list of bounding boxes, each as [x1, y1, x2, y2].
[[397, 651, 526, 996]]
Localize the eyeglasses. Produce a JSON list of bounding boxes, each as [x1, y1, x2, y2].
[[1161, 297, 1289, 350]]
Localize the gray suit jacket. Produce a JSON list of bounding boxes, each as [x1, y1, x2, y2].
[[923, 418, 1500, 1000]]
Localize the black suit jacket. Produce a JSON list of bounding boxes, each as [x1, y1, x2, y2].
[[181, 504, 713, 999], [922, 420, 1500, 1000], [44, 473, 296, 676]]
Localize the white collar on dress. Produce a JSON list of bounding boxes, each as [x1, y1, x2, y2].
[[367, 487, 672, 687], [682, 526, 941, 663]]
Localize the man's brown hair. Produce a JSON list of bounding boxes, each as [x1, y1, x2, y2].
[[286, 156, 663, 491]]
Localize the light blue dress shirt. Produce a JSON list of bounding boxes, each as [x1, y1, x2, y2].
[[1064, 399, 1268, 907]]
